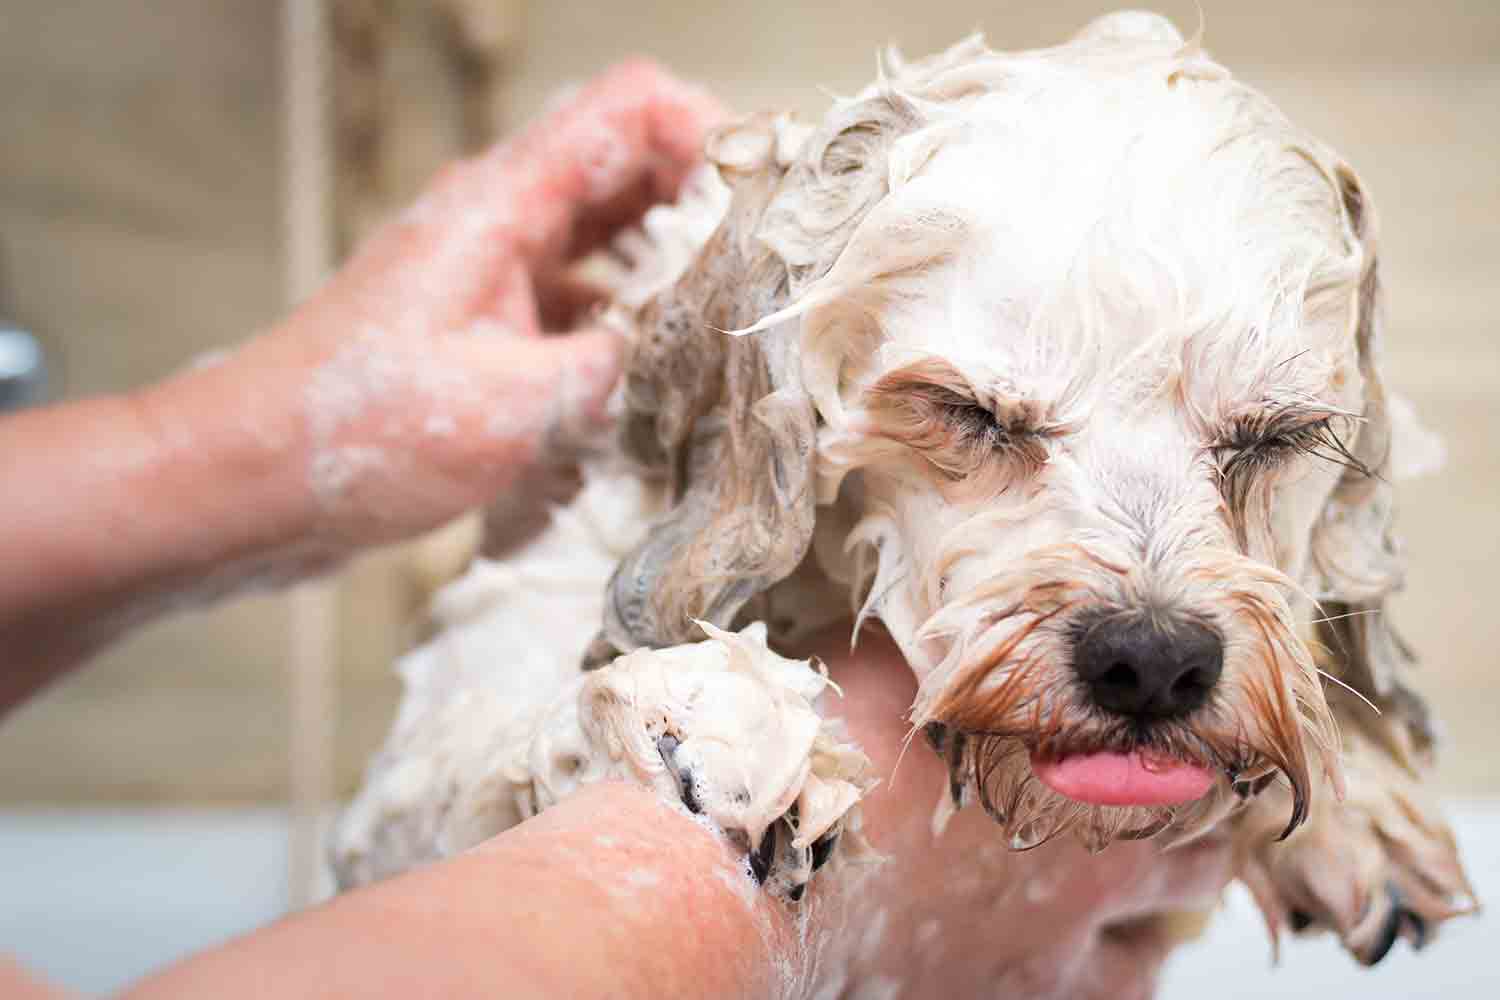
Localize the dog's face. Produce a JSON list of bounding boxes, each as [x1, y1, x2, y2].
[[809, 124, 1366, 848], [607, 16, 1420, 851]]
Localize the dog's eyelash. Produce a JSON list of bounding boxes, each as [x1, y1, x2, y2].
[[1213, 416, 1368, 482], [933, 401, 1054, 491]]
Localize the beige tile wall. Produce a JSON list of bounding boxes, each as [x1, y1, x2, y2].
[[0, 1, 1495, 802]]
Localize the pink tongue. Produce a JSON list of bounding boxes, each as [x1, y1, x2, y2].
[[1030, 750, 1216, 806]]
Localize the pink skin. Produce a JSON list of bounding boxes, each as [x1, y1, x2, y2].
[[1031, 751, 1219, 807]]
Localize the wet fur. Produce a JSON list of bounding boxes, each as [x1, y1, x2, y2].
[[585, 11, 1475, 960]]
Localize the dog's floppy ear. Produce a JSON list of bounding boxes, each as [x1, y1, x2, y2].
[[1309, 164, 1441, 764], [592, 99, 921, 660]]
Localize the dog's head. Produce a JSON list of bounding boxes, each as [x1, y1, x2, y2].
[[601, 13, 1433, 849]]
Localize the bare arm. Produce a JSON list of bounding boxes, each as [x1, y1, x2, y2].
[[121, 782, 798, 1000], [0, 369, 321, 709], [0, 61, 723, 712]]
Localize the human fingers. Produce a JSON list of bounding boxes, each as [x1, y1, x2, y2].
[[467, 57, 727, 266], [334, 60, 725, 340]]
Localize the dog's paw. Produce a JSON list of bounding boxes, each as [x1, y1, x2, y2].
[[514, 621, 877, 900], [1235, 727, 1478, 966]]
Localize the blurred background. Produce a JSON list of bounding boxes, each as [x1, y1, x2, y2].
[[0, 0, 1494, 994]]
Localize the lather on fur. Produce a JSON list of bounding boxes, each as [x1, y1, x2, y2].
[[334, 11, 1477, 972]]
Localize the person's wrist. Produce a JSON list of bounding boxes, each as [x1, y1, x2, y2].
[[130, 340, 336, 584]]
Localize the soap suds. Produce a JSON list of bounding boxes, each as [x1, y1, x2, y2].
[[331, 472, 872, 902], [713, 858, 760, 910], [300, 320, 502, 510], [330, 464, 663, 887], [309, 445, 387, 504]]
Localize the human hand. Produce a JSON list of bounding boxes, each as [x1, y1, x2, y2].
[[805, 628, 1234, 999], [0, 60, 722, 701], [181, 60, 723, 553]]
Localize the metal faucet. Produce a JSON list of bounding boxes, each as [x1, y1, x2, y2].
[[0, 318, 46, 412]]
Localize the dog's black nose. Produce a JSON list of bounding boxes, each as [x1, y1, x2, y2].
[[1072, 615, 1223, 719]]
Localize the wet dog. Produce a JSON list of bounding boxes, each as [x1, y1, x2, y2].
[[335, 11, 1476, 969]]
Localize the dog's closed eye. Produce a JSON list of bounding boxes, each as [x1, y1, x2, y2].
[[863, 359, 1051, 492], [936, 396, 1025, 449], [1210, 409, 1371, 531], [1213, 411, 1367, 481]]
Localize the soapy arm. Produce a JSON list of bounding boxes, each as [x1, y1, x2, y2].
[[0, 61, 722, 711]]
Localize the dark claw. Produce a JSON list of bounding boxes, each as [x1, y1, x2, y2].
[[1288, 909, 1315, 933], [749, 825, 776, 885], [1362, 886, 1405, 966], [947, 730, 969, 807], [810, 831, 839, 872], [1399, 907, 1429, 951], [655, 734, 700, 814], [923, 722, 950, 753], [1384, 883, 1428, 952], [677, 771, 701, 814], [780, 839, 810, 901], [1364, 911, 1401, 966]]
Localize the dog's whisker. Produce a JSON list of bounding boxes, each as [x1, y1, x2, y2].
[[889, 719, 925, 793], [1317, 667, 1383, 716], [1306, 608, 1381, 626]]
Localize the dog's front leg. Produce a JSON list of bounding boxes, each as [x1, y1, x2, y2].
[[1233, 699, 1478, 965], [512, 621, 877, 900]]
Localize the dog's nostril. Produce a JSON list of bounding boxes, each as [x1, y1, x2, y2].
[[1172, 670, 1209, 696], [1072, 615, 1223, 720], [1103, 663, 1136, 687]]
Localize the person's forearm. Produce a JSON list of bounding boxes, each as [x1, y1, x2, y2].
[[0, 351, 320, 710], [122, 781, 819, 1000]]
